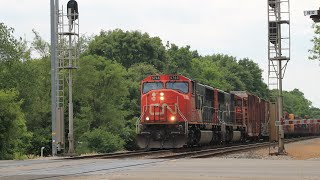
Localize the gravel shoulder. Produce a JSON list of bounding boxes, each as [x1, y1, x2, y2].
[[221, 137, 320, 160]]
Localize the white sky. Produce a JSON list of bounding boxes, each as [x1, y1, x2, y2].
[[0, 0, 319, 108]]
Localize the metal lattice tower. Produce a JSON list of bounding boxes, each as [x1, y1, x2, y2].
[[268, 0, 290, 90], [267, 0, 290, 154], [55, 3, 79, 154]]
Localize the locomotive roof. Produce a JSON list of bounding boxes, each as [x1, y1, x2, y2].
[[142, 74, 192, 81], [231, 91, 269, 102], [142, 75, 267, 100], [198, 83, 229, 94]]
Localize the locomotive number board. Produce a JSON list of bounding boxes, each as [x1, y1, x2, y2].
[[169, 76, 180, 80], [151, 76, 160, 80]]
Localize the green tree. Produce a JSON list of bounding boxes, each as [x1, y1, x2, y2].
[[31, 30, 50, 58], [86, 29, 167, 70], [309, 24, 320, 61], [309, 107, 320, 118], [272, 89, 312, 118], [209, 54, 246, 91], [0, 90, 32, 160], [188, 57, 232, 90], [238, 58, 269, 98], [79, 128, 124, 153], [74, 55, 129, 152], [0, 23, 21, 62], [165, 44, 196, 75], [22, 59, 52, 155]]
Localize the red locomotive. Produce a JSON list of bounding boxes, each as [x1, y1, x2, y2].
[[136, 74, 270, 149]]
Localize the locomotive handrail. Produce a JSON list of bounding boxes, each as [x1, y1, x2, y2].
[[136, 105, 148, 134], [218, 110, 236, 124], [136, 118, 142, 134], [175, 104, 188, 134], [176, 104, 187, 122]]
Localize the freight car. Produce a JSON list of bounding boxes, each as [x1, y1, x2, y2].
[[136, 74, 269, 149], [282, 114, 320, 138]]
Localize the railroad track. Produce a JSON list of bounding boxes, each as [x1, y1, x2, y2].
[[65, 144, 250, 160], [5, 136, 317, 180], [64, 136, 317, 160], [153, 142, 267, 159], [4, 136, 311, 172], [63, 149, 173, 160]]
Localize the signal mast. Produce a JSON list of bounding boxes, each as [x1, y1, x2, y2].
[[50, 0, 79, 156], [267, 0, 291, 154]]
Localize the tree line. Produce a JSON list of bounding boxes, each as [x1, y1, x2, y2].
[[0, 23, 319, 159]]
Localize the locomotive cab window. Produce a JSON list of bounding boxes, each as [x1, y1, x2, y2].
[[142, 82, 164, 94], [166, 82, 189, 93]]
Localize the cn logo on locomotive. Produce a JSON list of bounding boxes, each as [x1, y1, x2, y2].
[[149, 103, 178, 116]]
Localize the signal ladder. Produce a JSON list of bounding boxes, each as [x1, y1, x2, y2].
[[267, 0, 290, 95]]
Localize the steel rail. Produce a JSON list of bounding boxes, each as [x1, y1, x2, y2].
[[63, 149, 172, 160]]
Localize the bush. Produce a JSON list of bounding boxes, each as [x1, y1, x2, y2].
[[120, 118, 140, 151], [80, 128, 124, 153], [13, 152, 28, 160]]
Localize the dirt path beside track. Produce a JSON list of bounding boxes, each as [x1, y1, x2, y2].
[[223, 137, 320, 160]]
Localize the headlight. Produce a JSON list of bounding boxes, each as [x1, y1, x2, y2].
[[160, 92, 164, 97], [146, 116, 150, 121], [170, 116, 175, 121], [160, 96, 164, 101]]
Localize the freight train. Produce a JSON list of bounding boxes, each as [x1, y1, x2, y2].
[[136, 74, 319, 149]]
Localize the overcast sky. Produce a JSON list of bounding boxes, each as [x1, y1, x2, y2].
[[0, 0, 319, 108]]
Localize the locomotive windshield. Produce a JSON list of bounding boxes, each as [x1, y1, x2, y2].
[[142, 82, 164, 94], [166, 82, 189, 93]]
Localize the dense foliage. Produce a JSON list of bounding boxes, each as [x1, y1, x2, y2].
[[271, 89, 319, 118], [0, 90, 31, 159], [0, 22, 319, 159]]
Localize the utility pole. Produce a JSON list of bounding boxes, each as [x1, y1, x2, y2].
[[276, 0, 284, 154], [267, 0, 290, 154], [50, 0, 57, 157], [52, 0, 67, 156], [67, 7, 75, 154]]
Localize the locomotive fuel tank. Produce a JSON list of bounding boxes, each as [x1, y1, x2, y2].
[[199, 131, 213, 144], [231, 131, 241, 142]]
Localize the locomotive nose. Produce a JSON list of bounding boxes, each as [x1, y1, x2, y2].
[[142, 90, 180, 122]]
